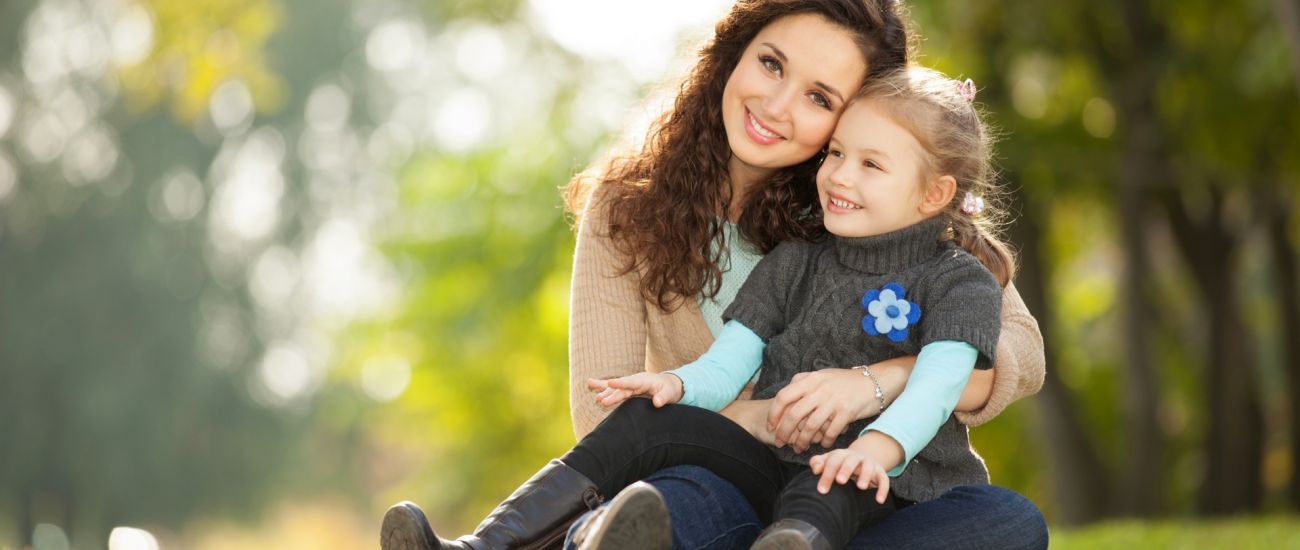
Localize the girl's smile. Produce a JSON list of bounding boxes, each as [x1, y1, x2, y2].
[[817, 100, 932, 239]]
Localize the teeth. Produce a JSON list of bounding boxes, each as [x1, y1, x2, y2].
[[748, 112, 780, 139], [830, 197, 861, 210]]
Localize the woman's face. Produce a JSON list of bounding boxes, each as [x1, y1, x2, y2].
[[721, 14, 868, 177]]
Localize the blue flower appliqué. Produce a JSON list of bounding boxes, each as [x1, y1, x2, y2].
[[861, 283, 921, 342]]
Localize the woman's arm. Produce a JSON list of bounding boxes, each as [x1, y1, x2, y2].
[[568, 196, 650, 439], [952, 282, 1045, 426], [768, 282, 1045, 448]]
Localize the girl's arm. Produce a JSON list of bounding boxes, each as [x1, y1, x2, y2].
[[587, 320, 764, 410], [568, 197, 650, 439], [807, 342, 976, 494], [667, 321, 764, 410], [860, 341, 977, 475]]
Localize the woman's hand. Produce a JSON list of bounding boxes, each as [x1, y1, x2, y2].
[[767, 357, 913, 452], [587, 373, 683, 408], [720, 398, 779, 446]]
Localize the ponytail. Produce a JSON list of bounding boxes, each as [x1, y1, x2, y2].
[[949, 215, 1016, 288]]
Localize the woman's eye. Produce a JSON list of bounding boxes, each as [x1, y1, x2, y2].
[[809, 93, 830, 109], [760, 56, 781, 75]]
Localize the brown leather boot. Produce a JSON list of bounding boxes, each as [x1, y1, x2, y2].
[[749, 519, 831, 550], [380, 460, 603, 550]]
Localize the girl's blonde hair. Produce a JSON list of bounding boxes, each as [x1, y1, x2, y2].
[[855, 66, 1016, 286]]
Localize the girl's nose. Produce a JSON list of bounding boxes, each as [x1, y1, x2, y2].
[[828, 162, 854, 188]]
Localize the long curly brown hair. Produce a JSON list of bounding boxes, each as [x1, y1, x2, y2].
[[565, 0, 911, 312]]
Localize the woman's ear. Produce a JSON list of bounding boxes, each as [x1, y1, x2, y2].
[[920, 175, 957, 216]]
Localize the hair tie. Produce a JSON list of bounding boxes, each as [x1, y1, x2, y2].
[[961, 192, 985, 215], [957, 79, 977, 102]]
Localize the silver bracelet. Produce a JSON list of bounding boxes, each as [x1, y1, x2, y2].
[[851, 365, 887, 415]]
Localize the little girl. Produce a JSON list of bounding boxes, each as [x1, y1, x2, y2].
[[382, 66, 1015, 550]]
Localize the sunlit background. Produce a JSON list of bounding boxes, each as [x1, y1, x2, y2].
[[1, 0, 1298, 548]]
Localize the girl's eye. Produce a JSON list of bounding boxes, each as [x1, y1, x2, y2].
[[809, 92, 831, 109], [827, 148, 843, 158], [760, 55, 782, 75], [864, 160, 881, 170]]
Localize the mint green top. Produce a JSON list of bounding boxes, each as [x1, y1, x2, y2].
[[696, 221, 764, 338]]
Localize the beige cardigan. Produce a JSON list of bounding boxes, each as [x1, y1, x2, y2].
[[568, 194, 1046, 439]]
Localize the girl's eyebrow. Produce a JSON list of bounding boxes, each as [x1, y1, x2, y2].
[[858, 147, 892, 160], [829, 137, 893, 161], [760, 42, 846, 105]]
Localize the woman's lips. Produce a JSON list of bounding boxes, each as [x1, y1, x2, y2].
[[744, 108, 785, 145]]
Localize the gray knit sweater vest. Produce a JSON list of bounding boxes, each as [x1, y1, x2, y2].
[[723, 215, 1002, 503]]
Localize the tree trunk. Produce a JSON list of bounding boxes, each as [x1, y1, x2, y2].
[[1163, 190, 1265, 514], [1268, 210, 1300, 508], [1008, 185, 1110, 524], [1113, 1, 1167, 517], [1273, 0, 1300, 512]]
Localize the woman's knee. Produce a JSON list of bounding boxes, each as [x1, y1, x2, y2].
[[946, 484, 1048, 549]]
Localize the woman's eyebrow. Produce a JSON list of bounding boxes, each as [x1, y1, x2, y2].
[[760, 42, 845, 104]]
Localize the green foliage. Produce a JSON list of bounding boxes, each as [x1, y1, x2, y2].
[[1051, 517, 1300, 549]]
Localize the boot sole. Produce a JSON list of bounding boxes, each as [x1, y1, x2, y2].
[[580, 482, 670, 550], [750, 529, 814, 550], [380, 501, 436, 550]]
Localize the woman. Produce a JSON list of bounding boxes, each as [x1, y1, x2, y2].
[[562, 0, 1046, 549], [380, 1, 1047, 549]]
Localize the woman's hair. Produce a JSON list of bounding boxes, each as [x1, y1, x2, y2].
[[855, 66, 1017, 286], [565, 0, 912, 311]]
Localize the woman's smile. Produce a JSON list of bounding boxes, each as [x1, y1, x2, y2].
[[745, 107, 785, 144]]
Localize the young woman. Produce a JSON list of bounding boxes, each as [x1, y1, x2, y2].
[[563, 1, 1046, 548], [380, 1, 1047, 549]]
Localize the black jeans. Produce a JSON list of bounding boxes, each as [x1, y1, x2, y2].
[[561, 399, 895, 548]]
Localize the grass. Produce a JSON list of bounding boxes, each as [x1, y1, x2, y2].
[[1049, 516, 1300, 549]]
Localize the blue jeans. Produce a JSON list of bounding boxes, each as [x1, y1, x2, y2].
[[565, 465, 1048, 550]]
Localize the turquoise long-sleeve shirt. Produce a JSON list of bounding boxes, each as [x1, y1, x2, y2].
[[668, 320, 976, 476]]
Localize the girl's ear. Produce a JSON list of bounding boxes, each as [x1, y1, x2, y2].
[[920, 175, 957, 215]]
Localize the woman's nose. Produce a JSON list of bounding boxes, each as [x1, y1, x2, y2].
[[759, 81, 797, 122]]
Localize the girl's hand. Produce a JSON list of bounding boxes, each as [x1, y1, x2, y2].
[[587, 373, 683, 408], [766, 361, 910, 452], [808, 447, 890, 504]]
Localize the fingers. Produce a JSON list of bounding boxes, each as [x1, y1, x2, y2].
[[872, 467, 891, 504], [848, 459, 890, 504], [821, 414, 851, 448], [793, 407, 834, 451], [774, 399, 815, 447], [767, 384, 806, 432], [596, 387, 633, 407], [652, 385, 676, 407], [816, 452, 847, 494], [587, 378, 610, 391]]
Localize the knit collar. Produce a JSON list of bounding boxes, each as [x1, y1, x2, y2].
[[833, 215, 949, 274]]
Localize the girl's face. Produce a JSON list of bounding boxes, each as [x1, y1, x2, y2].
[[817, 100, 933, 238], [721, 14, 867, 178]]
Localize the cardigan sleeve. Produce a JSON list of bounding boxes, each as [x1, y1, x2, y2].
[[568, 192, 650, 439], [952, 282, 1046, 427]]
